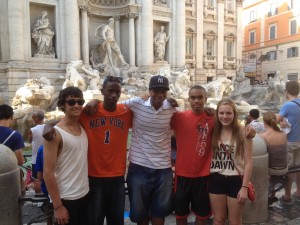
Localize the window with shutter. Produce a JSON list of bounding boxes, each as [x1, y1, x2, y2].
[[249, 30, 255, 44], [290, 20, 297, 35], [269, 24, 276, 40], [287, 47, 299, 58]]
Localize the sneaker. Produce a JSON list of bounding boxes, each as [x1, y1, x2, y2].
[[292, 193, 300, 202], [279, 196, 293, 205]]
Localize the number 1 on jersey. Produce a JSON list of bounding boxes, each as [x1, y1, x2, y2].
[[104, 130, 110, 144]]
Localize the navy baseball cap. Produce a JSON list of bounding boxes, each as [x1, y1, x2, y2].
[[149, 75, 170, 90]]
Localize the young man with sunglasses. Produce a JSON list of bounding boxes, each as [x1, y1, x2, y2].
[[43, 87, 89, 225]]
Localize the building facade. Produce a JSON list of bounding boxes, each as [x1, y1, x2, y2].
[[0, 0, 243, 102], [188, 0, 243, 84], [243, 0, 300, 82]]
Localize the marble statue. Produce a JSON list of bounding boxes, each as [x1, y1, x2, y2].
[[62, 60, 104, 91], [93, 18, 128, 68], [81, 66, 101, 90], [202, 77, 233, 100], [157, 66, 172, 80], [169, 68, 191, 98], [154, 26, 169, 61], [62, 60, 88, 91], [31, 11, 55, 57], [230, 75, 286, 109], [157, 66, 191, 98]]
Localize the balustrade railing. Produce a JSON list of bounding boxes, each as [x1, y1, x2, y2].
[[89, 0, 129, 6]]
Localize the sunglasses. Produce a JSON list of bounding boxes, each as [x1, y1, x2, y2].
[[65, 99, 85, 106], [104, 76, 123, 84]]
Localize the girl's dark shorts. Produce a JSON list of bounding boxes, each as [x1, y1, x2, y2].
[[208, 173, 242, 198]]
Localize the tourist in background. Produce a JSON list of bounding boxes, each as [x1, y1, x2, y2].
[[0, 104, 24, 166], [44, 87, 89, 225], [245, 108, 264, 133], [260, 111, 287, 172], [260, 111, 287, 203], [276, 81, 300, 204], [0, 104, 25, 194], [28, 110, 45, 191], [209, 99, 253, 225], [35, 145, 53, 225]]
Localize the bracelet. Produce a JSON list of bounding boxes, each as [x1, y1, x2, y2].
[[242, 185, 248, 189], [54, 203, 63, 211]]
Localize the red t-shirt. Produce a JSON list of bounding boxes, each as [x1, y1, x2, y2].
[[171, 110, 214, 177], [79, 103, 133, 177]]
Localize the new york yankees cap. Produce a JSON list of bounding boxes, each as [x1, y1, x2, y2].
[[149, 75, 170, 90]]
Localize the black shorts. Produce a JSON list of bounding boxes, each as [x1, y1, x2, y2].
[[208, 173, 242, 198], [174, 176, 211, 219]]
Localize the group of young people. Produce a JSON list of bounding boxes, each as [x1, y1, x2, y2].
[[1, 76, 299, 225], [41, 73, 258, 225]]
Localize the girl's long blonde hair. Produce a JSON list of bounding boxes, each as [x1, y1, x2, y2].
[[212, 99, 244, 158]]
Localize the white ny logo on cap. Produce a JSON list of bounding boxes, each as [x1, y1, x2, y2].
[[157, 77, 164, 83]]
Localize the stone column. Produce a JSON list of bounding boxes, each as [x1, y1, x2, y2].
[[217, 0, 225, 70], [127, 13, 137, 66], [196, 1, 204, 69], [58, 1, 67, 63], [260, 1, 266, 48], [114, 16, 121, 47], [64, 0, 80, 62], [175, 0, 186, 68], [137, 0, 153, 66], [79, 5, 89, 65], [243, 135, 268, 223], [236, 0, 243, 64], [7, 0, 24, 61]]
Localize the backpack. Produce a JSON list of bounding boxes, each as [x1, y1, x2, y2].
[[1, 130, 16, 150]]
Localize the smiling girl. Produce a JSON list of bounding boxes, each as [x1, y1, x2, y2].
[[209, 99, 253, 225]]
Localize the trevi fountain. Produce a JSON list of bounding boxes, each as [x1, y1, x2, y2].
[[0, 1, 286, 139]]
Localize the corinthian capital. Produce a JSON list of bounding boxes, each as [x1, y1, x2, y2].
[[113, 16, 121, 22], [126, 13, 138, 19], [78, 1, 89, 12]]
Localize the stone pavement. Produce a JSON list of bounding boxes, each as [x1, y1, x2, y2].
[[23, 184, 300, 225]]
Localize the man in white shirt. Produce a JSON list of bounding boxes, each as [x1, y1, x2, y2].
[[28, 111, 45, 186], [124, 75, 176, 225], [246, 109, 265, 133]]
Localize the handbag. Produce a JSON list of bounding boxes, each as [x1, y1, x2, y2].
[[247, 181, 256, 201], [220, 142, 256, 202]]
